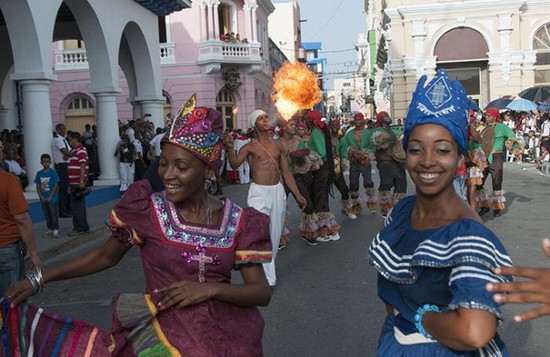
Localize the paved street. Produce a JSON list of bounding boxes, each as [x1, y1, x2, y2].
[[30, 162, 550, 356]]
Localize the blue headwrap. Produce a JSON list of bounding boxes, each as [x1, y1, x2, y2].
[[404, 69, 469, 154]]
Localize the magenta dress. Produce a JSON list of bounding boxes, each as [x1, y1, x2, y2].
[[0, 180, 272, 356]]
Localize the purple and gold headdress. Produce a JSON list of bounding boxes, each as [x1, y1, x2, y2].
[[162, 94, 223, 170], [404, 69, 469, 154]]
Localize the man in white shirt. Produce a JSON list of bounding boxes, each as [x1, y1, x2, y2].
[[147, 127, 164, 160], [541, 114, 550, 151], [125, 120, 136, 143], [52, 123, 72, 217]]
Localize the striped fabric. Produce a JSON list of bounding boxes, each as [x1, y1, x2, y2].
[[369, 233, 513, 284], [68, 144, 88, 185], [0, 299, 111, 356]]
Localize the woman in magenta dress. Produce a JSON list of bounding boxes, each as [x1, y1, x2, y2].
[[2, 95, 272, 356]]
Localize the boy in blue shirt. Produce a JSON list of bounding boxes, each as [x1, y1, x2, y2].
[[34, 153, 60, 237]]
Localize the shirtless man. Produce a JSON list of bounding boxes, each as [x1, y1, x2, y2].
[[224, 110, 306, 287]]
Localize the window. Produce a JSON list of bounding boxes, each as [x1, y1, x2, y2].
[[65, 95, 95, 132], [216, 90, 235, 130], [534, 23, 550, 84], [446, 68, 480, 95], [218, 4, 232, 36], [63, 40, 85, 50], [67, 96, 94, 113]]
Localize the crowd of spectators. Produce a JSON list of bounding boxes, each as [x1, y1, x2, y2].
[[0, 129, 27, 188], [219, 32, 248, 43], [500, 111, 550, 167]]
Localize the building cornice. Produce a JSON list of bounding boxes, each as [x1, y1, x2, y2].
[[385, 0, 532, 21], [257, 0, 276, 15]]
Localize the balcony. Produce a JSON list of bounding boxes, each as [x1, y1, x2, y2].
[[54, 49, 88, 71], [53, 43, 177, 71], [196, 40, 262, 73]]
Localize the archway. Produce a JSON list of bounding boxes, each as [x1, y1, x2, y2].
[[434, 27, 489, 107], [63, 93, 96, 133], [533, 23, 550, 85]]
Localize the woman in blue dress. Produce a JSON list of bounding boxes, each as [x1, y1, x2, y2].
[[368, 69, 513, 356]]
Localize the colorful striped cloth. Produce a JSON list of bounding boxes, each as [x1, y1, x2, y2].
[[0, 298, 111, 356], [0, 294, 181, 356]]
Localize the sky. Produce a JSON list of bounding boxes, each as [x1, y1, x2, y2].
[[271, 0, 367, 90]]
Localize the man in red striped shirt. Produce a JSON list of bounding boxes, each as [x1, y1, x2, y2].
[[67, 132, 90, 236]]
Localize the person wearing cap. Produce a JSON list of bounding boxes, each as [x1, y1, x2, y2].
[[341, 112, 378, 217], [298, 109, 342, 244], [371, 111, 407, 218], [368, 69, 512, 356], [477, 107, 515, 217], [225, 109, 306, 287], [4, 96, 273, 355], [328, 118, 356, 219]]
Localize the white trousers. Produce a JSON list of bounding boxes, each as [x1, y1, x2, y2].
[[119, 162, 135, 192], [247, 182, 286, 286]]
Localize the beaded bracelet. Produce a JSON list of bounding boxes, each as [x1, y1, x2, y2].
[[414, 304, 440, 339], [25, 267, 45, 293]]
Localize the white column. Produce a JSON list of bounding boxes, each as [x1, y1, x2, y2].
[[131, 101, 142, 120], [251, 4, 258, 42], [207, 3, 214, 40], [94, 92, 120, 185], [165, 16, 172, 43], [200, 2, 207, 41], [19, 80, 53, 192], [213, 0, 220, 40], [411, 20, 427, 78], [139, 99, 165, 129], [243, 4, 252, 43]]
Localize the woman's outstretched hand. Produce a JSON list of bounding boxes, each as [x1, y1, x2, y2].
[[487, 238, 550, 322]]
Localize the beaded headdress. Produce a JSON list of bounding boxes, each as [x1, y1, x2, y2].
[[404, 69, 469, 154], [162, 94, 223, 170]]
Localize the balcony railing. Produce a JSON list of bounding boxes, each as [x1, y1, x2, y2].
[[53, 43, 176, 71], [160, 43, 176, 64], [197, 41, 262, 67], [54, 49, 88, 70]]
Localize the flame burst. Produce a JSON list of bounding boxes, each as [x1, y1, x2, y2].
[[272, 62, 322, 119]]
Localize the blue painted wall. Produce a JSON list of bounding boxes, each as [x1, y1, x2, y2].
[[29, 186, 120, 223]]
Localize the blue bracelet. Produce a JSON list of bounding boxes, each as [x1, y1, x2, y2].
[[414, 304, 440, 339]]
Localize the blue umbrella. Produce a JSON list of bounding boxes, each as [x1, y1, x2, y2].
[[505, 97, 538, 112], [518, 86, 550, 103], [484, 96, 513, 110], [538, 100, 550, 112]]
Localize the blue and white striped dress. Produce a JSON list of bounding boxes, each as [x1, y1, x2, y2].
[[368, 196, 513, 356]]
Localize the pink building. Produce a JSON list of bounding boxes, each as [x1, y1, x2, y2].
[[50, 0, 278, 133], [0, 0, 280, 189]]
